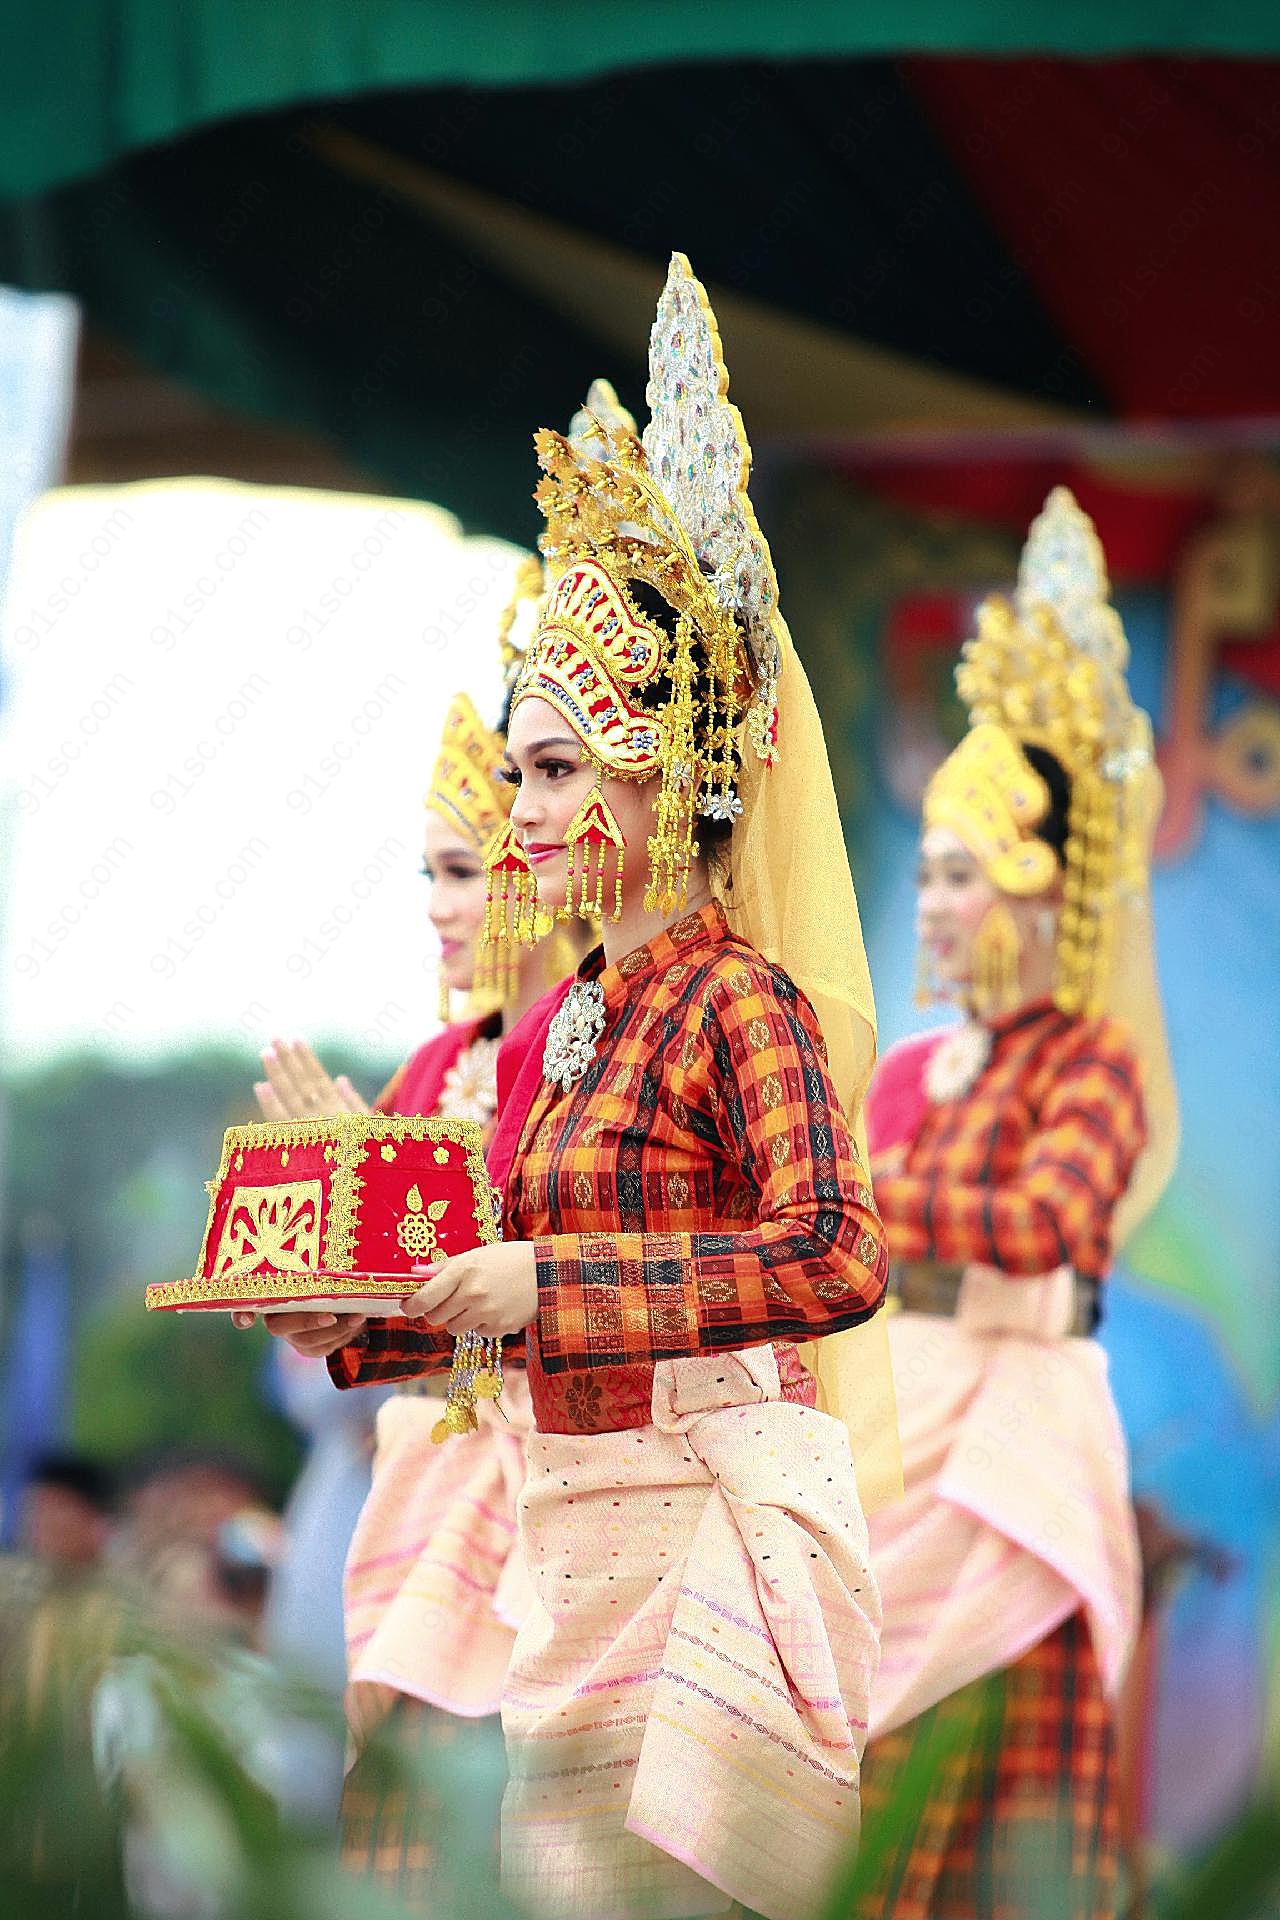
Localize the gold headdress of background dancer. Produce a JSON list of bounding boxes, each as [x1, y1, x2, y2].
[[488, 253, 901, 1507], [923, 486, 1180, 1238], [425, 556, 546, 1021]]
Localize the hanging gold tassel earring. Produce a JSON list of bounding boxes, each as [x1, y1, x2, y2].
[[563, 784, 626, 923], [647, 612, 698, 915], [437, 973, 452, 1024], [971, 900, 1022, 1020], [470, 913, 520, 1019], [914, 940, 938, 1009], [482, 821, 540, 948]]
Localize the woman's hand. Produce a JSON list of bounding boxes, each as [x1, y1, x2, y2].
[[232, 1309, 366, 1357], [402, 1243, 538, 1340], [255, 1038, 368, 1121]]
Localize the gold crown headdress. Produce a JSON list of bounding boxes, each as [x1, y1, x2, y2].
[[425, 692, 512, 852], [428, 552, 550, 1017], [489, 258, 783, 939], [924, 486, 1156, 1019], [496, 553, 546, 690], [926, 485, 1178, 1239]]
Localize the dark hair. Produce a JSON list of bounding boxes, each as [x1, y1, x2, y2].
[[28, 1451, 116, 1514], [625, 578, 735, 852], [1020, 743, 1071, 866]]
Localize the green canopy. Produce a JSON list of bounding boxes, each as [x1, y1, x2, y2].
[[3, 0, 1279, 200]]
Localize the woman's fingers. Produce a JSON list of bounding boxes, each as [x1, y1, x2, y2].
[[257, 1310, 366, 1356], [335, 1075, 369, 1114], [282, 1038, 328, 1102], [261, 1042, 308, 1116], [402, 1265, 461, 1321], [261, 1038, 357, 1119], [254, 1080, 288, 1120]]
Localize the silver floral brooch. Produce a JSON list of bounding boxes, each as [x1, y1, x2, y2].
[[543, 979, 608, 1093]]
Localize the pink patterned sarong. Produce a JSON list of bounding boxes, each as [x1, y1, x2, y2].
[[501, 1348, 881, 1920], [344, 1372, 535, 1734], [869, 1264, 1141, 1738]]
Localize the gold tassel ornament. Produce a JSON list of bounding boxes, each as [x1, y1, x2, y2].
[[482, 820, 541, 948], [563, 784, 626, 923], [431, 1332, 505, 1444], [971, 900, 1022, 1020], [914, 940, 939, 1010]]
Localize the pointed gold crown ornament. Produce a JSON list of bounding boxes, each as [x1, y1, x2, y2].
[[489, 258, 783, 942], [425, 692, 512, 852], [924, 486, 1156, 1018], [428, 553, 548, 1017]]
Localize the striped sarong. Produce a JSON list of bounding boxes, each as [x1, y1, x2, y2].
[[344, 1371, 535, 1737], [501, 1348, 880, 1920]]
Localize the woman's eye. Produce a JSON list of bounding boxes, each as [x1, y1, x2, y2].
[[496, 766, 520, 787], [539, 758, 574, 780]]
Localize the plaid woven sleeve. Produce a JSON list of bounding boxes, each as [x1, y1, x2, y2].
[[875, 1020, 1146, 1276], [534, 958, 888, 1373], [327, 1319, 453, 1390]]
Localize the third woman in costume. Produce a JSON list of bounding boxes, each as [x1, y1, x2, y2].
[[855, 489, 1178, 1920]]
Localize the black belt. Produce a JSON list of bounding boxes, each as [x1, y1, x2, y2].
[[887, 1261, 1102, 1336]]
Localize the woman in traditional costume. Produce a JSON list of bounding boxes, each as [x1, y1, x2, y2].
[[323, 253, 900, 1920], [249, 656, 561, 1896], [855, 489, 1179, 1920]]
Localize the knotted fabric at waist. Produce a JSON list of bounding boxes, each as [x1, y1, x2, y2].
[[888, 1260, 1101, 1337]]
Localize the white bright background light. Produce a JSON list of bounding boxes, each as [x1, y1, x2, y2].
[[2, 478, 524, 1069]]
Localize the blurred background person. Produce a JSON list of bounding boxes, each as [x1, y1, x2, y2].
[[19, 1449, 115, 1573]]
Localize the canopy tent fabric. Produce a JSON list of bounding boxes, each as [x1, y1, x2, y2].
[[3, 3, 1280, 201], [1, 53, 1278, 540]]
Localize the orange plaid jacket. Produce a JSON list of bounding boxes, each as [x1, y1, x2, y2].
[[871, 1001, 1147, 1279], [332, 902, 889, 1432]]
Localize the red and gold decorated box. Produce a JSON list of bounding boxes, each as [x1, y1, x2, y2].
[[146, 1114, 498, 1314]]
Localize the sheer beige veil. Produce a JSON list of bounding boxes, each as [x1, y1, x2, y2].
[[716, 611, 903, 1510]]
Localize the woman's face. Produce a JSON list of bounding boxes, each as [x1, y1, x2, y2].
[[917, 823, 1060, 999], [916, 824, 1003, 993], [504, 696, 659, 920], [422, 813, 487, 993]]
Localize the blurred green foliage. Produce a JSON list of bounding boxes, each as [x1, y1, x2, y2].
[[1, 1573, 1277, 1920], [0, 1573, 524, 1920], [72, 1296, 301, 1504]]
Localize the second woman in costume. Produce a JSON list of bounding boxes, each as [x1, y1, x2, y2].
[[252, 608, 568, 1894]]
